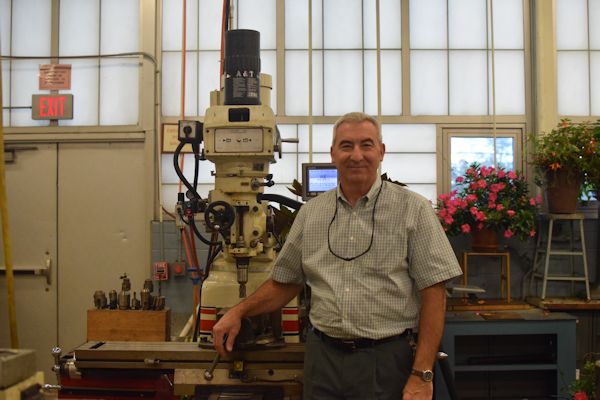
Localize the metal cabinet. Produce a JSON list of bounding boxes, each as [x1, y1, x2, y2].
[[435, 309, 576, 400]]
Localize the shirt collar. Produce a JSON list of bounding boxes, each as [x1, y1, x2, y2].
[[336, 176, 383, 205]]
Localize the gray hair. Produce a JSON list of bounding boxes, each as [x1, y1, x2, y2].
[[332, 112, 382, 145]]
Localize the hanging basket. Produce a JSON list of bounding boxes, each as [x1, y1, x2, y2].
[[470, 227, 499, 252], [545, 169, 582, 214]]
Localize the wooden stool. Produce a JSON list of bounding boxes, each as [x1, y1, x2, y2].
[[529, 213, 590, 300], [461, 251, 511, 302]]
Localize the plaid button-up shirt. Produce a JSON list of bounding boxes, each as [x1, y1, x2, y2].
[[271, 176, 462, 339]]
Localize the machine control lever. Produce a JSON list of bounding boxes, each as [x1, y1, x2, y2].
[[203, 353, 221, 381], [51, 347, 62, 383], [251, 175, 275, 190]]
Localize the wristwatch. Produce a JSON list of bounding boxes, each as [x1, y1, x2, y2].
[[411, 368, 434, 382]]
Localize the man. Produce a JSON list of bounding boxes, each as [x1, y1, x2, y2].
[[213, 112, 462, 399]]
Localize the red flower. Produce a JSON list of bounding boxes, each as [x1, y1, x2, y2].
[[574, 392, 589, 400], [466, 194, 477, 202], [435, 162, 538, 240]]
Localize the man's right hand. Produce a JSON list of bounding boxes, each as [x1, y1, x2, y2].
[[212, 308, 242, 357]]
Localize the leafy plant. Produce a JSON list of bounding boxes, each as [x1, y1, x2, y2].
[[529, 119, 600, 197], [436, 162, 540, 240]]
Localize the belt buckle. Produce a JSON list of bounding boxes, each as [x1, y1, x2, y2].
[[341, 339, 357, 352]]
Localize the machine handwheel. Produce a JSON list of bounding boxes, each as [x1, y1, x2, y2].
[[204, 201, 235, 232]]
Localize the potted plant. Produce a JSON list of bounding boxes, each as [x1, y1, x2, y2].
[[436, 162, 540, 250], [529, 119, 600, 213]]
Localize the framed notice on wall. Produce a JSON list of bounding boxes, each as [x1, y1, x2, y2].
[[161, 123, 193, 153]]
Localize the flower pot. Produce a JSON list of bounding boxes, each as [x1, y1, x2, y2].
[[471, 227, 499, 252], [545, 169, 582, 214]]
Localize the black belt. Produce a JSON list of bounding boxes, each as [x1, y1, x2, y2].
[[311, 326, 410, 353]]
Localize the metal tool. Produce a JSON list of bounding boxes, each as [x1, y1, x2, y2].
[[203, 353, 220, 381]]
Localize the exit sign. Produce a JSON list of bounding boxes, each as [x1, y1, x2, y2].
[[32, 94, 74, 120]]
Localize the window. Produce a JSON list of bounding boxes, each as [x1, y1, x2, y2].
[[440, 126, 523, 194], [0, 0, 141, 127], [409, 0, 525, 116], [556, 0, 600, 116]]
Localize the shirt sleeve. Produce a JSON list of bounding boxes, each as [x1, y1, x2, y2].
[[408, 199, 463, 290], [269, 204, 307, 285]]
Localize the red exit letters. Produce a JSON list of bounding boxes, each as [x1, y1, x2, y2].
[[32, 94, 73, 120]]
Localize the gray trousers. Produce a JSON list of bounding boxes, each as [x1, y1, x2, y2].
[[303, 329, 414, 400]]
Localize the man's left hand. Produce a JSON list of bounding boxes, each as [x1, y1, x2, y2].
[[402, 375, 433, 400]]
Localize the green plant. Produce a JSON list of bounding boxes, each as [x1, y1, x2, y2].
[[529, 119, 600, 197], [436, 162, 540, 240]]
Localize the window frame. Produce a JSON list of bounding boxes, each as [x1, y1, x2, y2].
[[437, 124, 526, 195]]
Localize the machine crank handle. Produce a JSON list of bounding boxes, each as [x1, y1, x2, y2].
[[204, 353, 221, 381], [251, 175, 275, 190]]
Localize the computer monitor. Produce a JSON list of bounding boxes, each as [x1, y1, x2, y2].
[[301, 163, 338, 200]]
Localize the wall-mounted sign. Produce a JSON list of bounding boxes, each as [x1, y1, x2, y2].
[[39, 64, 71, 90], [162, 123, 192, 153], [32, 94, 74, 120]]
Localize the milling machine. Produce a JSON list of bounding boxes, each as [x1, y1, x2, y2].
[[192, 30, 302, 347]]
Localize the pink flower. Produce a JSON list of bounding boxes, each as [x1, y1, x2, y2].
[[470, 206, 478, 215], [529, 198, 536, 206], [529, 229, 536, 237], [466, 167, 476, 176], [507, 210, 516, 217], [438, 208, 447, 218], [455, 176, 464, 183], [475, 211, 486, 221], [477, 179, 487, 189], [504, 229, 514, 238], [496, 204, 503, 211], [466, 194, 477, 202], [535, 195, 542, 204], [480, 166, 491, 177], [508, 171, 517, 179], [498, 170, 505, 178], [461, 224, 471, 233], [443, 215, 454, 225]]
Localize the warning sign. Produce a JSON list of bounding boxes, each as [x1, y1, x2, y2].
[[39, 64, 71, 90]]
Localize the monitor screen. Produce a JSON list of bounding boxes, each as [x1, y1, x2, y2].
[[302, 163, 338, 200]]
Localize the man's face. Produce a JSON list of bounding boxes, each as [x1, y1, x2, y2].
[[330, 120, 385, 189]]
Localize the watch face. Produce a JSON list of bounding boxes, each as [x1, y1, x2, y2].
[[422, 370, 434, 382]]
